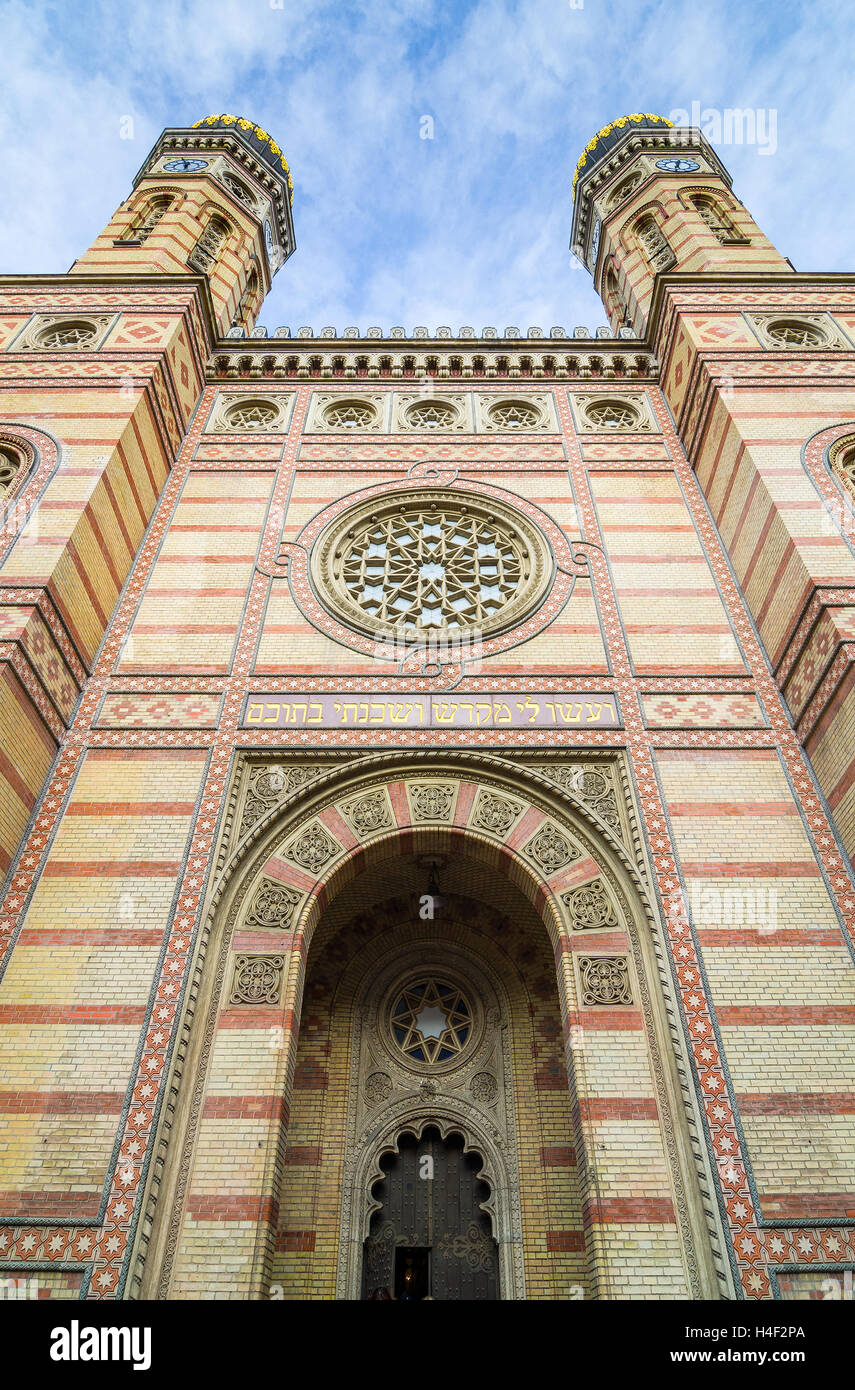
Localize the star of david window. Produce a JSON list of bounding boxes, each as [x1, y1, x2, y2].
[[391, 979, 472, 1063], [225, 399, 280, 430], [487, 401, 542, 430], [36, 320, 99, 349], [404, 401, 459, 429], [323, 400, 379, 429], [311, 485, 556, 645], [766, 319, 826, 348], [584, 399, 641, 430]]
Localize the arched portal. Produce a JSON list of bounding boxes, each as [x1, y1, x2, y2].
[[140, 753, 727, 1301]]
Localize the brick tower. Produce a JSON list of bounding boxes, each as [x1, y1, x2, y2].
[[0, 112, 853, 1303]]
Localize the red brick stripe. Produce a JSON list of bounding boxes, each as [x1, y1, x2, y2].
[[541, 1146, 577, 1167], [546, 1230, 585, 1251], [185, 1195, 279, 1223], [679, 861, 819, 878], [579, 1097, 659, 1121], [276, 1230, 315, 1252], [583, 1197, 675, 1223], [66, 801, 197, 816], [760, 1194, 855, 1219], [0, 1090, 124, 1114], [202, 1095, 287, 1121], [737, 1092, 855, 1114], [43, 860, 182, 878], [0, 1191, 101, 1218], [0, 1004, 146, 1025], [720, 1006, 855, 1026]]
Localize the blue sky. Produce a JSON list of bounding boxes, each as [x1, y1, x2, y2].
[[0, 0, 852, 335]]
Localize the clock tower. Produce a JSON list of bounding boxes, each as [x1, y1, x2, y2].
[[571, 114, 791, 336], [72, 115, 296, 338]]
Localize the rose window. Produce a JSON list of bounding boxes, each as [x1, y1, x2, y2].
[[487, 402, 542, 429], [312, 488, 552, 642], [405, 401, 458, 429], [37, 320, 98, 349], [584, 399, 641, 430], [766, 319, 825, 348], [391, 979, 472, 1063], [323, 400, 378, 428], [225, 400, 280, 429]]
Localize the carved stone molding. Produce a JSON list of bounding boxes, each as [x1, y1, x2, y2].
[[577, 954, 633, 1006], [562, 878, 619, 931], [229, 953, 285, 1005], [244, 877, 303, 930]]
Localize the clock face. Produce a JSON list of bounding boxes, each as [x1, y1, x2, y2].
[[163, 157, 208, 173], [655, 157, 700, 173], [589, 216, 601, 270], [264, 219, 274, 256]]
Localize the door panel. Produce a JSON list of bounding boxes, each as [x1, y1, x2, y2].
[[362, 1128, 499, 1300]]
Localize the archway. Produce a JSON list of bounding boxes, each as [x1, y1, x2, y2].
[[141, 752, 726, 1301]]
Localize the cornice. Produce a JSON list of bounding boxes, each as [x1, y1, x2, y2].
[[206, 336, 660, 383], [0, 272, 219, 351]]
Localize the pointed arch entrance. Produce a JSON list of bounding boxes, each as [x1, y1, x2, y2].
[[139, 752, 728, 1301]]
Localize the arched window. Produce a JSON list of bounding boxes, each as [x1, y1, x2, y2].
[[125, 194, 173, 244], [237, 269, 259, 329], [690, 194, 739, 244], [0, 443, 26, 501], [635, 214, 675, 273], [604, 266, 625, 323], [831, 436, 855, 498], [188, 215, 230, 274]]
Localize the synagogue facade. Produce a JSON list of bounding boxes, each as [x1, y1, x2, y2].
[[0, 112, 853, 1300]]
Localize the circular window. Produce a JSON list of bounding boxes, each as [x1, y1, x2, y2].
[[323, 399, 379, 429], [390, 978, 472, 1064], [311, 488, 553, 641], [37, 320, 98, 349], [766, 319, 826, 348], [405, 401, 459, 429], [0, 446, 23, 497], [487, 401, 542, 430], [225, 399, 280, 429], [584, 398, 641, 430]]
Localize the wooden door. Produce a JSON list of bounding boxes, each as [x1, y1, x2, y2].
[[362, 1128, 499, 1300]]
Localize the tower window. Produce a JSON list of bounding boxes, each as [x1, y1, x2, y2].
[[635, 215, 675, 273], [690, 195, 740, 244], [124, 194, 173, 244], [188, 215, 230, 274]]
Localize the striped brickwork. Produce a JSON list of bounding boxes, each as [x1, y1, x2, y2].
[[0, 283, 209, 875], [1, 371, 854, 1302], [1, 121, 855, 1299], [652, 279, 855, 861]]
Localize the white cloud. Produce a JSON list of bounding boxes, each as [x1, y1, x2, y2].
[[0, 0, 851, 330]]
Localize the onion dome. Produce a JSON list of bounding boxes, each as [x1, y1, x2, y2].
[[573, 114, 674, 198], [192, 114, 293, 201]]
